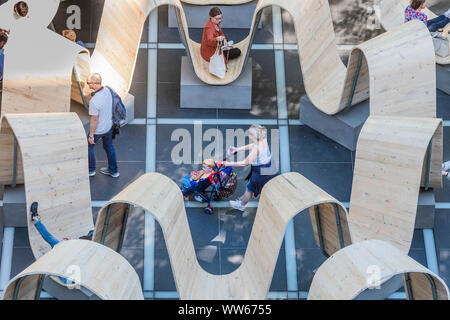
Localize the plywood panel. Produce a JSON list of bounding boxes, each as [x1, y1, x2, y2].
[[308, 240, 449, 300], [93, 172, 348, 299], [0, 113, 94, 259], [348, 116, 442, 254], [2, 240, 143, 300], [376, 0, 449, 64]]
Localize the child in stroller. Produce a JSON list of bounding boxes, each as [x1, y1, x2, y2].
[[180, 159, 238, 215]]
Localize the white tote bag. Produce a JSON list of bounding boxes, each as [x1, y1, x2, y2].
[[209, 44, 227, 79]]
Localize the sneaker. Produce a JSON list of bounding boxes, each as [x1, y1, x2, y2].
[[100, 167, 120, 178], [194, 195, 203, 203], [230, 200, 246, 212], [30, 202, 40, 221], [89, 171, 96, 177]]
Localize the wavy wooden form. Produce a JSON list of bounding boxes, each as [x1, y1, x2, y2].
[[2, 240, 144, 300], [348, 116, 442, 254], [93, 172, 350, 299], [308, 240, 449, 300], [0, 0, 89, 115], [375, 0, 449, 65], [92, 0, 435, 117], [0, 113, 94, 260]]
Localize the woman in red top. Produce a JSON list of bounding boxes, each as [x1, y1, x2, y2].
[[200, 7, 241, 62]]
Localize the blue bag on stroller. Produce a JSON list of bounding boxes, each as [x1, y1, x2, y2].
[[180, 163, 237, 215]]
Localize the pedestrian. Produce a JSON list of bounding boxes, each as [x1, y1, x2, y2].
[[223, 124, 279, 212], [86, 73, 120, 178]]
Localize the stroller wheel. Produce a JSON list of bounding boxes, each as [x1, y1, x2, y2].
[[204, 206, 213, 215]]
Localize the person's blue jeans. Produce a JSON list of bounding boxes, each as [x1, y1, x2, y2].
[[427, 15, 450, 32], [33, 220, 73, 284], [88, 127, 118, 174], [34, 220, 60, 248]]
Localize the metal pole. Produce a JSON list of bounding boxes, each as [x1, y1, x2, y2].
[[12, 137, 18, 188], [403, 273, 413, 300], [100, 205, 113, 245], [314, 205, 326, 256], [117, 204, 132, 253], [333, 203, 345, 249], [345, 51, 363, 112], [34, 275, 47, 300], [12, 277, 25, 300], [423, 273, 437, 300], [424, 139, 433, 191]]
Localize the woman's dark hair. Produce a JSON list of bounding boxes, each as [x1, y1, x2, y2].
[[209, 7, 222, 18], [410, 0, 425, 10], [0, 31, 8, 44], [14, 1, 29, 17]]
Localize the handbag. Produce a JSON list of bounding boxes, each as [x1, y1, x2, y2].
[[432, 35, 449, 58], [209, 42, 227, 79]]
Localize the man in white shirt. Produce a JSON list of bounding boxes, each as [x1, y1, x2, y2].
[[87, 73, 119, 178]]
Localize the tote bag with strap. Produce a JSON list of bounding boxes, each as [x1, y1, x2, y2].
[[209, 42, 227, 79]]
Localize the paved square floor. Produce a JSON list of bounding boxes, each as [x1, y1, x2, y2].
[[0, 0, 450, 299]]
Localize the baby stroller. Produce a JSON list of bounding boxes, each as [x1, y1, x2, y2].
[[180, 162, 238, 215]]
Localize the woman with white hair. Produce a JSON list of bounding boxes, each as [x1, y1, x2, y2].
[[223, 124, 279, 212]]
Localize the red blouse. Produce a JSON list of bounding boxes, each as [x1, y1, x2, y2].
[[200, 19, 225, 62]]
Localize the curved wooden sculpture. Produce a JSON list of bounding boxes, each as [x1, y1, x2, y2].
[[92, 0, 435, 118], [93, 172, 350, 299], [348, 116, 442, 254], [2, 240, 144, 300], [0, 113, 94, 259], [308, 240, 449, 300], [375, 0, 449, 65], [0, 0, 89, 115]]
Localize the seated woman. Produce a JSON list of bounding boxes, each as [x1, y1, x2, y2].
[[200, 7, 241, 63], [405, 0, 450, 33], [62, 29, 87, 48], [13, 1, 28, 19]]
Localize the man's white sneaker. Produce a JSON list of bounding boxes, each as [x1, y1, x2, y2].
[[100, 167, 120, 178], [230, 200, 246, 212]]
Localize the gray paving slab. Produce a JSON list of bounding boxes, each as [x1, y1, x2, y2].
[[120, 247, 145, 286], [438, 249, 450, 286], [89, 125, 146, 162], [219, 207, 257, 250], [89, 161, 146, 201], [289, 126, 352, 163], [295, 248, 328, 292], [157, 82, 218, 118], [437, 89, 450, 120], [129, 82, 148, 119], [293, 210, 321, 250], [10, 247, 35, 279], [434, 209, 450, 249], [290, 162, 353, 202]]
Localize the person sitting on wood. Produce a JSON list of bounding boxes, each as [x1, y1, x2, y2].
[[0, 30, 8, 83], [405, 0, 450, 33], [200, 7, 241, 63]]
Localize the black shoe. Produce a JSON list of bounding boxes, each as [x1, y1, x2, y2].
[[30, 202, 39, 221]]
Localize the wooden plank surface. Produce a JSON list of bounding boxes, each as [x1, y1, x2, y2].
[[2, 240, 143, 300], [348, 116, 442, 254], [376, 0, 449, 65], [0, 113, 94, 259], [93, 172, 348, 299], [308, 240, 449, 300], [90, 0, 437, 117]]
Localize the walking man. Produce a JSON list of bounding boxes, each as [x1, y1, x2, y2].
[[87, 73, 120, 178]]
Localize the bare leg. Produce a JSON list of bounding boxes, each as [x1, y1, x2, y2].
[[240, 190, 253, 206]]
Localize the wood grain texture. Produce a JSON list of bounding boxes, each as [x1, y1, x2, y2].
[[92, 0, 436, 117], [93, 172, 349, 299], [348, 116, 442, 254], [2, 240, 143, 300], [376, 0, 449, 65], [0, 113, 94, 259], [308, 240, 449, 300], [0, 0, 89, 115]]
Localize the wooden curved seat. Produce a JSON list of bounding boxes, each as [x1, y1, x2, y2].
[[92, 0, 436, 117], [1, 240, 143, 300], [308, 240, 449, 300], [93, 171, 350, 299], [0, 113, 94, 260], [348, 116, 442, 254], [376, 0, 450, 65]]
